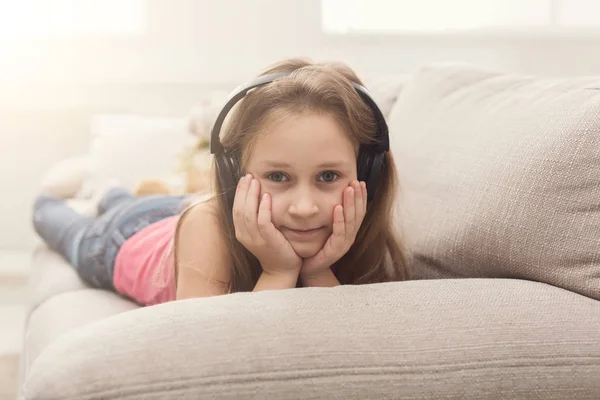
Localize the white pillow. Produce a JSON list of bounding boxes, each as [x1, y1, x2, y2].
[[41, 155, 91, 199], [188, 91, 229, 139], [80, 114, 196, 198]]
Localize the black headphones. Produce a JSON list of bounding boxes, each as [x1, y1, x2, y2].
[[210, 72, 390, 209]]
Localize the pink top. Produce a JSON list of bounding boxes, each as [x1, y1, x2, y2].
[[113, 215, 179, 306]]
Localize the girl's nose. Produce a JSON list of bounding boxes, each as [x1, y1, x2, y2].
[[288, 191, 318, 218]]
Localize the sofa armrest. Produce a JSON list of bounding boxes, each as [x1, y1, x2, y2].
[[40, 155, 91, 199], [21, 279, 600, 400]]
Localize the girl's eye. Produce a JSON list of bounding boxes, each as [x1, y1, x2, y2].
[[318, 171, 339, 183], [266, 172, 288, 182]]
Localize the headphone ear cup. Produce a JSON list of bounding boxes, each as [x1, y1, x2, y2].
[[356, 147, 372, 184], [365, 152, 384, 202], [216, 152, 239, 209], [357, 147, 384, 203]]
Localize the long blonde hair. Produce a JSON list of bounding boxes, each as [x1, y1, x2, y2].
[[178, 58, 407, 293]]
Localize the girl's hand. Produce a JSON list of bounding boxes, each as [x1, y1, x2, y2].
[[300, 180, 367, 278], [232, 174, 302, 276]]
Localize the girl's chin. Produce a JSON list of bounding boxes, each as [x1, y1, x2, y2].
[[290, 241, 326, 259]]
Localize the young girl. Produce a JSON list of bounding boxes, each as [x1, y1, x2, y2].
[[32, 58, 407, 306]]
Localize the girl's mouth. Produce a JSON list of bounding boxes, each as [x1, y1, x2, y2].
[[284, 226, 324, 237]]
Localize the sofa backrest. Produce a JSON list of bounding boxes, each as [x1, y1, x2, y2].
[[387, 63, 600, 300]]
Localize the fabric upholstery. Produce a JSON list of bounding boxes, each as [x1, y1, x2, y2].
[[21, 289, 138, 386], [22, 279, 600, 400], [18, 247, 139, 395], [388, 63, 600, 300], [26, 246, 90, 314]]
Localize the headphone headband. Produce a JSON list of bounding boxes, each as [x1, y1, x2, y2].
[[209, 72, 389, 155]]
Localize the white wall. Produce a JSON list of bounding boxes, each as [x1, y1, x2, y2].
[[3, 0, 600, 250], [5, 0, 600, 87]]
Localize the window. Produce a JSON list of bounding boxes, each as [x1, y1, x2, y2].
[[0, 0, 145, 38], [322, 0, 600, 34]]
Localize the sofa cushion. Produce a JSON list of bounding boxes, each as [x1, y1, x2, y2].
[[365, 74, 412, 118], [26, 246, 89, 314], [388, 63, 600, 300], [21, 279, 600, 400], [21, 289, 138, 387]]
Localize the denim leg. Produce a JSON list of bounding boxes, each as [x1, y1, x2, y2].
[[33, 192, 189, 292], [97, 187, 136, 216], [32, 195, 92, 267], [75, 201, 133, 290]]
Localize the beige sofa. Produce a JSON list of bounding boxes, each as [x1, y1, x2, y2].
[[18, 64, 600, 399]]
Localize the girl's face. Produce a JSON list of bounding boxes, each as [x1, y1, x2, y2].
[[244, 112, 358, 258]]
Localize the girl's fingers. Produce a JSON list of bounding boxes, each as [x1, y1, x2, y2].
[[244, 178, 261, 239], [232, 174, 250, 236], [308, 205, 345, 270], [353, 181, 364, 225], [332, 204, 345, 247], [344, 184, 356, 234], [361, 181, 367, 215], [257, 192, 277, 242]]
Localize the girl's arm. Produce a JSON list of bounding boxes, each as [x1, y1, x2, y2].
[[174, 200, 298, 300], [253, 269, 300, 292], [174, 201, 231, 299]]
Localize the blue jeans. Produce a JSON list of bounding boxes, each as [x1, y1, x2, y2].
[[32, 188, 187, 291]]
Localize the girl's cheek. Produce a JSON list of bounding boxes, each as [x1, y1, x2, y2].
[[270, 196, 287, 224], [258, 179, 275, 201], [320, 193, 342, 222], [258, 179, 277, 196], [331, 188, 346, 205]]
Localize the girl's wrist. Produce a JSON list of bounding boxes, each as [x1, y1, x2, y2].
[[260, 260, 300, 278], [299, 265, 331, 278], [253, 268, 299, 292], [299, 267, 340, 287]]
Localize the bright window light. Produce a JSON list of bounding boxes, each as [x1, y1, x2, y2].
[[557, 0, 600, 26], [322, 0, 600, 34], [0, 0, 145, 39]]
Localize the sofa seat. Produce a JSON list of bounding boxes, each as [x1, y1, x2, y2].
[[19, 246, 139, 390], [20, 275, 600, 400]]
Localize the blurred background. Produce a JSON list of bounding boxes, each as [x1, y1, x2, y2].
[[2, 0, 600, 252], [1, 0, 600, 397]]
